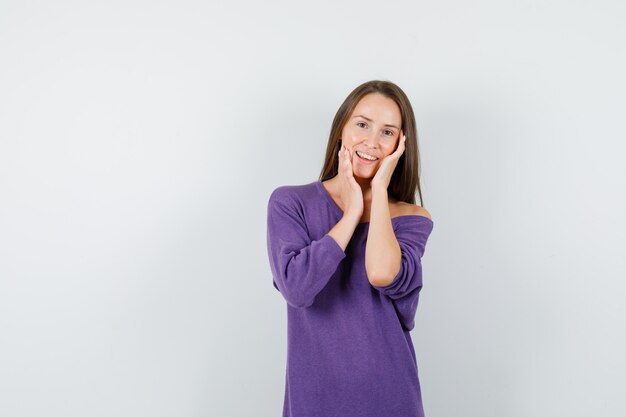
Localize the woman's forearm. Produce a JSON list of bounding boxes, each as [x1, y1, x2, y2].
[[364, 185, 401, 286]]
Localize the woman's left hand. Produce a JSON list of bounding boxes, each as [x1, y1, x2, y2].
[[371, 131, 406, 190]]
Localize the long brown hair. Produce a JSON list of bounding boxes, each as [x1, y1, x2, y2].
[[319, 80, 426, 207]]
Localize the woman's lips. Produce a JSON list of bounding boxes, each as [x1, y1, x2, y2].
[[355, 151, 378, 164]]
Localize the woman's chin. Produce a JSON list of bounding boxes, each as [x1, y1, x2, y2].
[[352, 168, 376, 179]]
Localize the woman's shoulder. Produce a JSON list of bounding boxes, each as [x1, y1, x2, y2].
[[268, 181, 318, 206], [394, 201, 433, 221]]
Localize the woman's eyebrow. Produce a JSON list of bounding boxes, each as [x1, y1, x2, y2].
[[352, 114, 399, 129]]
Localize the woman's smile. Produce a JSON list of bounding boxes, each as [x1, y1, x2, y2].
[[355, 150, 378, 165]]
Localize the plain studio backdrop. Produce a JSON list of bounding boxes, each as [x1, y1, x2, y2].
[[1, 1, 625, 416]]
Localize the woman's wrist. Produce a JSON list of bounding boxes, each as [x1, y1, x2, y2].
[[342, 211, 362, 226], [371, 182, 388, 196]]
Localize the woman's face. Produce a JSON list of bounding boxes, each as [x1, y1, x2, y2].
[[340, 93, 403, 179]]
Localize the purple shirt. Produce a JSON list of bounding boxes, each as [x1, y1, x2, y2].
[[266, 180, 434, 417]]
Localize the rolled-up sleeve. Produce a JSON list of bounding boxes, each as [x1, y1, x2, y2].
[[371, 216, 434, 330], [266, 187, 346, 308]]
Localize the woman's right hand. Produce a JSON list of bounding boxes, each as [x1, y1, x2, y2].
[[338, 144, 364, 221]]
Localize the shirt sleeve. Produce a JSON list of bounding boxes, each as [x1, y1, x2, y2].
[[266, 187, 347, 308], [371, 216, 434, 331]]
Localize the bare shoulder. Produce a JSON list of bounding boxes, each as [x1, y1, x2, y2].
[[395, 202, 433, 220]]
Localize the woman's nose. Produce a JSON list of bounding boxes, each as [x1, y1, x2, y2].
[[362, 133, 377, 147]]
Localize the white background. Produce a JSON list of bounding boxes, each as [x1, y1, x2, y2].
[[1, 1, 625, 416]]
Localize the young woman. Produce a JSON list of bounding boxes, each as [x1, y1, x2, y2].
[[266, 80, 434, 417]]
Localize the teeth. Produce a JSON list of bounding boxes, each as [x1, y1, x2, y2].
[[356, 150, 378, 161]]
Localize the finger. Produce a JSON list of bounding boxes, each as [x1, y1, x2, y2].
[[396, 135, 406, 155], [397, 138, 405, 156], [346, 149, 354, 176], [340, 146, 345, 177], [337, 146, 341, 173]]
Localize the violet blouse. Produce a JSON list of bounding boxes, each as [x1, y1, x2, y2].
[[266, 180, 434, 417]]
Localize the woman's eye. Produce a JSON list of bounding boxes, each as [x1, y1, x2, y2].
[[356, 123, 393, 137]]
